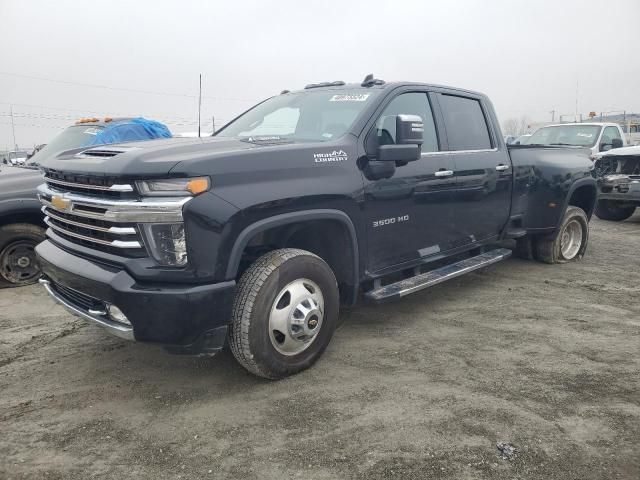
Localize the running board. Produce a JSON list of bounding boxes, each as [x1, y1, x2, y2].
[[365, 248, 512, 303]]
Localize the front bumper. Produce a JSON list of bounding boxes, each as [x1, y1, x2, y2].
[[598, 175, 640, 202], [36, 240, 236, 354]]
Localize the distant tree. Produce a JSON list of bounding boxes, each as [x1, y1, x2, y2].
[[502, 116, 531, 136], [502, 118, 520, 136]]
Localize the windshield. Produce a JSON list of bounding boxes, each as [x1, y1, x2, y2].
[[527, 125, 602, 147], [26, 125, 105, 166], [215, 89, 379, 142]]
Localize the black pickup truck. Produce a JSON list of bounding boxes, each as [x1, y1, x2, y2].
[[35, 76, 596, 378]]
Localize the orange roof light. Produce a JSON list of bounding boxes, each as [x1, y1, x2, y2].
[[75, 117, 100, 124]]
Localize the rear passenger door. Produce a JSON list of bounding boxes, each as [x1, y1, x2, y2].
[[435, 93, 512, 246]]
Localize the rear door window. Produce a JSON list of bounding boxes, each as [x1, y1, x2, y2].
[[438, 94, 492, 151]]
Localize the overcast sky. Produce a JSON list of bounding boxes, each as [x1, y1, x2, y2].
[[1, 0, 639, 149]]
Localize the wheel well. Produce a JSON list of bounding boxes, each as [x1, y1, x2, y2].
[[0, 211, 45, 229], [568, 184, 597, 219], [239, 219, 356, 304]]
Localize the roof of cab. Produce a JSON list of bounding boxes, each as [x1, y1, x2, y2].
[[283, 77, 487, 99]]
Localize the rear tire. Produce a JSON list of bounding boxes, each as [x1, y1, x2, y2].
[[229, 248, 339, 379], [0, 223, 46, 287], [594, 200, 636, 222], [533, 206, 589, 264]]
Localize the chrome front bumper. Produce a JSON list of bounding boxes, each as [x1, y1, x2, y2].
[[39, 278, 134, 340]]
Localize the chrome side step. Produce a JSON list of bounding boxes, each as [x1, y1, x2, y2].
[[365, 248, 512, 303]]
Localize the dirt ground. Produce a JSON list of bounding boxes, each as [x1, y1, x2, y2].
[[1, 214, 639, 480]]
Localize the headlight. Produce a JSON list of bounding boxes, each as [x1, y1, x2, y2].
[[137, 177, 210, 196], [141, 223, 188, 266]]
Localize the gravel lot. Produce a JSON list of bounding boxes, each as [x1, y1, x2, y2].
[[1, 214, 639, 480]]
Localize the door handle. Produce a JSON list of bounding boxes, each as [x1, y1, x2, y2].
[[495, 164, 510, 171], [434, 170, 454, 177]]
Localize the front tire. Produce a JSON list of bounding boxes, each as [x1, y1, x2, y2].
[[594, 200, 636, 222], [533, 206, 589, 264], [0, 223, 46, 287], [229, 248, 339, 379]]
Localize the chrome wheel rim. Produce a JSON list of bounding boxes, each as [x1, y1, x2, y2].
[[0, 240, 41, 285], [560, 219, 582, 259], [269, 278, 324, 356]]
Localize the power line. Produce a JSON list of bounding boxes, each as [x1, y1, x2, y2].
[[0, 71, 257, 103]]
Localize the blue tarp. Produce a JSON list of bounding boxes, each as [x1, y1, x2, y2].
[[90, 118, 172, 145]]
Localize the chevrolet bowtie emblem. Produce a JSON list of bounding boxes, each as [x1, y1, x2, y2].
[[51, 195, 71, 211]]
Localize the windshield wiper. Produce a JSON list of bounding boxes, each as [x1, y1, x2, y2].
[[549, 143, 575, 146]]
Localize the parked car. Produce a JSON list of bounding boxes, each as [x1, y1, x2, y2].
[[514, 133, 531, 145], [526, 122, 627, 157], [35, 75, 596, 378], [4, 150, 29, 166], [0, 118, 171, 287], [592, 145, 640, 221]]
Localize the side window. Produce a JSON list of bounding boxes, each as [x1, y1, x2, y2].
[[370, 92, 438, 153], [602, 126, 622, 143], [439, 94, 492, 151]]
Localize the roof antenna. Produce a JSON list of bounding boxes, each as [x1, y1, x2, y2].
[[361, 73, 385, 87]]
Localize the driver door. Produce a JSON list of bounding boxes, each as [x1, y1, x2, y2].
[[361, 91, 457, 273]]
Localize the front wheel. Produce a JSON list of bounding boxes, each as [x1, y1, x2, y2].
[[229, 248, 339, 379], [534, 206, 589, 264], [594, 200, 636, 222], [0, 223, 46, 287]]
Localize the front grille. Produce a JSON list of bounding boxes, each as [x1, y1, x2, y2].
[[38, 182, 187, 260], [52, 282, 105, 312], [44, 169, 137, 199], [42, 205, 146, 257]]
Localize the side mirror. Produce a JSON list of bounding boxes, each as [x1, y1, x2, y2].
[[377, 114, 424, 163], [611, 138, 623, 149]]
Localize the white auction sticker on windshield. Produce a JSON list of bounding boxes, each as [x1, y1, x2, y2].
[[329, 94, 370, 102], [83, 128, 101, 135], [576, 133, 593, 138]]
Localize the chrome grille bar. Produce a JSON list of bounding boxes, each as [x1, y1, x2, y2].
[[42, 207, 136, 235], [44, 217, 142, 249], [38, 184, 189, 223]]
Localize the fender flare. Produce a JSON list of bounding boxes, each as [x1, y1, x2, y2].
[[557, 177, 598, 229], [0, 198, 44, 224], [225, 209, 360, 295]]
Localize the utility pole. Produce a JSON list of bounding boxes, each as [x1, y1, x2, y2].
[[575, 80, 579, 122], [197, 74, 202, 138], [10, 104, 17, 150], [549, 110, 556, 122], [212, 115, 215, 134]]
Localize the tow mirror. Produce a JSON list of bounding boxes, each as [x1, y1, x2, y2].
[[377, 114, 424, 164], [611, 138, 623, 149]]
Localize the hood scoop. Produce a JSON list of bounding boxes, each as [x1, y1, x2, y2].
[[76, 146, 142, 158]]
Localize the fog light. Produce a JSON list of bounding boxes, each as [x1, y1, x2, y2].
[[107, 304, 131, 326]]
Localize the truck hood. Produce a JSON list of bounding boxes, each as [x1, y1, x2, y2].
[[593, 145, 640, 159], [38, 136, 271, 178], [0, 165, 44, 196]]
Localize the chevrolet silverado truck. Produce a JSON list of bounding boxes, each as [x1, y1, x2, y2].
[[35, 75, 597, 379], [593, 145, 640, 221]]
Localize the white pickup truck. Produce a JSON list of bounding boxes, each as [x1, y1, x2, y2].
[[525, 122, 627, 157]]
